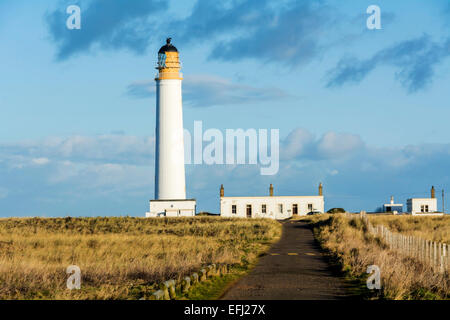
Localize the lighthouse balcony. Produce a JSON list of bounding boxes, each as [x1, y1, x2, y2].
[[155, 72, 183, 80]]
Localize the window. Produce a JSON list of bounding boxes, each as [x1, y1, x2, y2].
[[232, 205, 237, 214], [420, 205, 429, 213], [278, 204, 283, 213], [246, 205, 252, 218], [292, 204, 298, 215], [308, 204, 313, 212], [261, 204, 267, 214]]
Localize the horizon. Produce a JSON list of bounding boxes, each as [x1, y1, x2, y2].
[[1, 0, 450, 217]]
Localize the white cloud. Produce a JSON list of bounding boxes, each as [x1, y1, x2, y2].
[[281, 129, 365, 160], [127, 74, 293, 108], [4, 134, 155, 165], [281, 128, 315, 160], [32, 157, 50, 165], [316, 132, 365, 158]]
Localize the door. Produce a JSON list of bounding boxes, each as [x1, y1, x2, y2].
[[246, 204, 252, 218], [292, 204, 298, 215]]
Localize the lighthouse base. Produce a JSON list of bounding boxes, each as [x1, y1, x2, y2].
[[146, 199, 196, 217]]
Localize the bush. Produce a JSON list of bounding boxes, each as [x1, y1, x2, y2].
[[327, 208, 346, 214]]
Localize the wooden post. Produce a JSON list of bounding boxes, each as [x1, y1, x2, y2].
[[199, 268, 207, 281], [425, 239, 427, 263], [164, 280, 176, 299], [182, 276, 191, 293], [421, 239, 424, 262], [159, 282, 171, 300], [411, 236, 413, 256], [150, 290, 165, 300], [433, 242, 437, 269], [444, 244, 448, 271], [207, 264, 217, 277], [191, 272, 199, 285], [429, 240, 432, 266]]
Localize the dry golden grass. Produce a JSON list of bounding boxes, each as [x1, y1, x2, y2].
[[0, 217, 281, 300], [309, 214, 450, 300], [367, 215, 450, 243]]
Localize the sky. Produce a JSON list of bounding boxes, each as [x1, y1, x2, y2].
[[1, 0, 449, 216]]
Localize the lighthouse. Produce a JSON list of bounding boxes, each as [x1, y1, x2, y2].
[[146, 38, 196, 217]]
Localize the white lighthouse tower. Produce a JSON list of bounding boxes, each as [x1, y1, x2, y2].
[[146, 38, 196, 217]]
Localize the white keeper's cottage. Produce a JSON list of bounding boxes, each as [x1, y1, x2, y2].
[[220, 183, 325, 220]]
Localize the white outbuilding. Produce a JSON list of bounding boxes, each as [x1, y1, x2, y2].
[[220, 183, 325, 220], [406, 186, 441, 216], [383, 196, 403, 214]]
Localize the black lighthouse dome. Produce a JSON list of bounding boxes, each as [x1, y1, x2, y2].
[[158, 38, 178, 54]]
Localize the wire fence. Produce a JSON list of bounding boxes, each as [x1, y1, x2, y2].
[[358, 212, 449, 273]]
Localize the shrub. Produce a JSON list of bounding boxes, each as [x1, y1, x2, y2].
[[327, 208, 346, 214]]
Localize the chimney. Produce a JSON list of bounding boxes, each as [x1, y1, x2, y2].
[[269, 184, 274, 196], [431, 186, 435, 199], [319, 183, 323, 196], [220, 184, 224, 197]]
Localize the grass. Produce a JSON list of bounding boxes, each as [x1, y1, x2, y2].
[[0, 216, 281, 300], [304, 214, 450, 300], [367, 215, 450, 243], [183, 265, 247, 300]]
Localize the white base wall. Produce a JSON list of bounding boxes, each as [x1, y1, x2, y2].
[[406, 198, 438, 214], [146, 200, 196, 217], [220, 196, 324, 220], [411, 212, 444, 216]]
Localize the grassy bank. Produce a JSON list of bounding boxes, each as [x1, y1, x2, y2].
[[0, 217, 281, 299], [367, 215, 450, 242], [306, 214, 449, 300]]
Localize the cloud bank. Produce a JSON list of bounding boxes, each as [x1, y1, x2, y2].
[[127, 74, 292, 107], [1, 129, 448, 216], [327, 35, 450, 92], [46, 0, 167, 60], [44, 1, 450, 92]]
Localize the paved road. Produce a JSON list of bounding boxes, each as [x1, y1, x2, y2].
[[221, 220, 356, 300]]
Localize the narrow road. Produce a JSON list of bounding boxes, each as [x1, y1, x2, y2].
[[221, 220, 356, 300]]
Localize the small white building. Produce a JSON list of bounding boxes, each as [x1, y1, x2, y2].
[[406, 186, 441, 215], [383, 196, 403, 214], [146, 199, 196, 217], [220, 184, 325, 220]]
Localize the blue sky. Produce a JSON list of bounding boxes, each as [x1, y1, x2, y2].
[[1, 0, 449, 216]]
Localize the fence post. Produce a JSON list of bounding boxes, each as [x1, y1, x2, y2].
[[425, 239, 428, 263], [402, 235, 405, 253], [433, 242, 437, 269], [421, 239, 424, 262], [444, 244, 448, 271], [409, 236, 414, 256]]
